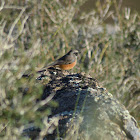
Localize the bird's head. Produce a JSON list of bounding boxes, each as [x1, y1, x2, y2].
[[69, 49, 79, 56]]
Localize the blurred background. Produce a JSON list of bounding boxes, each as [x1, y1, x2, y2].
[[0, 0, 139, 139]]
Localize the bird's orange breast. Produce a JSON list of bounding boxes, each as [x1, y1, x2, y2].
[[59, 60, 76, 70]]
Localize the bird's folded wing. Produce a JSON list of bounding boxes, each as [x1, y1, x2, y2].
[[37, 60, 65, 73]]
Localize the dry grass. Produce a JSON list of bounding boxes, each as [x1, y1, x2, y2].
[[0, 0, 139, 139]]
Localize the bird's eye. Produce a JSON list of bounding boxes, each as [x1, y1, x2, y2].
[[74, 52, 78, 56]]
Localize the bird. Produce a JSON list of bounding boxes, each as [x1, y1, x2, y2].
[[38, 49, 79, 72]]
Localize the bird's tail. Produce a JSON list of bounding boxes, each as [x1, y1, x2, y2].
[[37, 61, 57, 73]]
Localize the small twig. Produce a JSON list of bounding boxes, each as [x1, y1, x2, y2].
[[0, 121, 10, 134], [98, 43, 109, 64], [3, 5, 26, 10], [44, 6, 57, 23], [12, 15, 29, 42], [0, 0, 5, 11], [33, 92, 56, 112], [0, 20, 7, 35], [7, 7, 27, 42], [102, 4, 110, 18]]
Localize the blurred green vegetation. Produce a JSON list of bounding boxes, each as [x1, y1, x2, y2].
[[0, 0, 139, 139]]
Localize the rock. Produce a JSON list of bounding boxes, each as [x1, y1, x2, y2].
[[23, 68, 140, 140]]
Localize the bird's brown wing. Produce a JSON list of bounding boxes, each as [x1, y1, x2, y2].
[[37, 59, 66, 73], [38, 51, 76, 72], [44, 59, 65, 68], [57, 54, 75, 64]]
